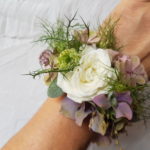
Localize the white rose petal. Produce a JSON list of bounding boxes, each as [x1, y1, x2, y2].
[[57, 46, 114, 103]]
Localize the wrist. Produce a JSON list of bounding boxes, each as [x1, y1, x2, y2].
[[46, 96, 94, 150]]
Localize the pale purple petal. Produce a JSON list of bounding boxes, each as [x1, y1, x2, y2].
[[75, 103, 92, 126], [60, 97, 80, 120], [89, 112, 108, 135], [116, 91, 132, 104], [115, 54, 148, 86], [93, 94, 110, 109], [115, 102, 133, 120]]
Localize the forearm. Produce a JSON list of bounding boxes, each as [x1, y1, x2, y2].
[[2, 96, 93, 150]]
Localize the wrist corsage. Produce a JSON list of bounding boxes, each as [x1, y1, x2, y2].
[[28, 14, 149, 148]]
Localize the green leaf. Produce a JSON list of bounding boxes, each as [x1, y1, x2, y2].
[[47, 78, 64, 98]]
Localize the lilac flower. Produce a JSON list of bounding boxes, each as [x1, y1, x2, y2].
[[115, 102, 133, 120], [60, 97, 80, 119], [114, 55, 148, 86], [115, 91, 132, 105], [115, 91, 133, 120], [93, 94, 110, 109]]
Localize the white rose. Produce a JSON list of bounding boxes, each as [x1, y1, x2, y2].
[[57, 46, 114, 103]]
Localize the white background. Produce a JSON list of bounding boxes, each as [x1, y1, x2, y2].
[[0, 0, 150, 150]]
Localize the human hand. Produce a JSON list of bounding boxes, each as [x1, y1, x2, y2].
[[110, 0, 150, 76]]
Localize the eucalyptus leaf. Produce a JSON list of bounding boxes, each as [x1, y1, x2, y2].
[[47, 78, 64, 98]]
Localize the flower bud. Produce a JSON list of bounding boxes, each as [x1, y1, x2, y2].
[[39, 49, 52, 67]]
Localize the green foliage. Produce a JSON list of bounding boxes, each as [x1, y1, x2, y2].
[[36, 14, 86, 53], [106, 69, 149, 123], [37, 20, 68, 53], [107, 71, 129, 93], [98, 18, 120, 50], [47, 78, 64, 98]]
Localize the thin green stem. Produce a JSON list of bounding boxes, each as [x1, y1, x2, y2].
[[25, 68, 73, 78]]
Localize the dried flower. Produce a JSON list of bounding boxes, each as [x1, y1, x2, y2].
[[39, 49, 57, 68], [39, 49, 58, 85]]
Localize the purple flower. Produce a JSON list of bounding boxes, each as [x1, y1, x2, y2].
[[60, 97, 80, 119], [115, 91, 133, 120], [115, 102, 133, 120], [93, 94, 110, 109], [114, 55, 148, 86], [116, 91, 132, 105]]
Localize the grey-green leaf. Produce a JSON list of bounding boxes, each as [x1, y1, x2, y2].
[[47, 78, 64, 98]]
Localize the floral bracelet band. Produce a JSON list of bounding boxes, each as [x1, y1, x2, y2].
[[27, 14, 149, 148]]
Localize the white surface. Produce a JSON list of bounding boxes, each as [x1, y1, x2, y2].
[[0, 0, 150, 150]]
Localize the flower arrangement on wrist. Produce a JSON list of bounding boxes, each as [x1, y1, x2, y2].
[[27, 14, 150, 148]]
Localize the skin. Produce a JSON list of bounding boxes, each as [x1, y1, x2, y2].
[[111, 0, 150, 76], [2, 95, 93, 150], [2, 0, 150, 150]]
